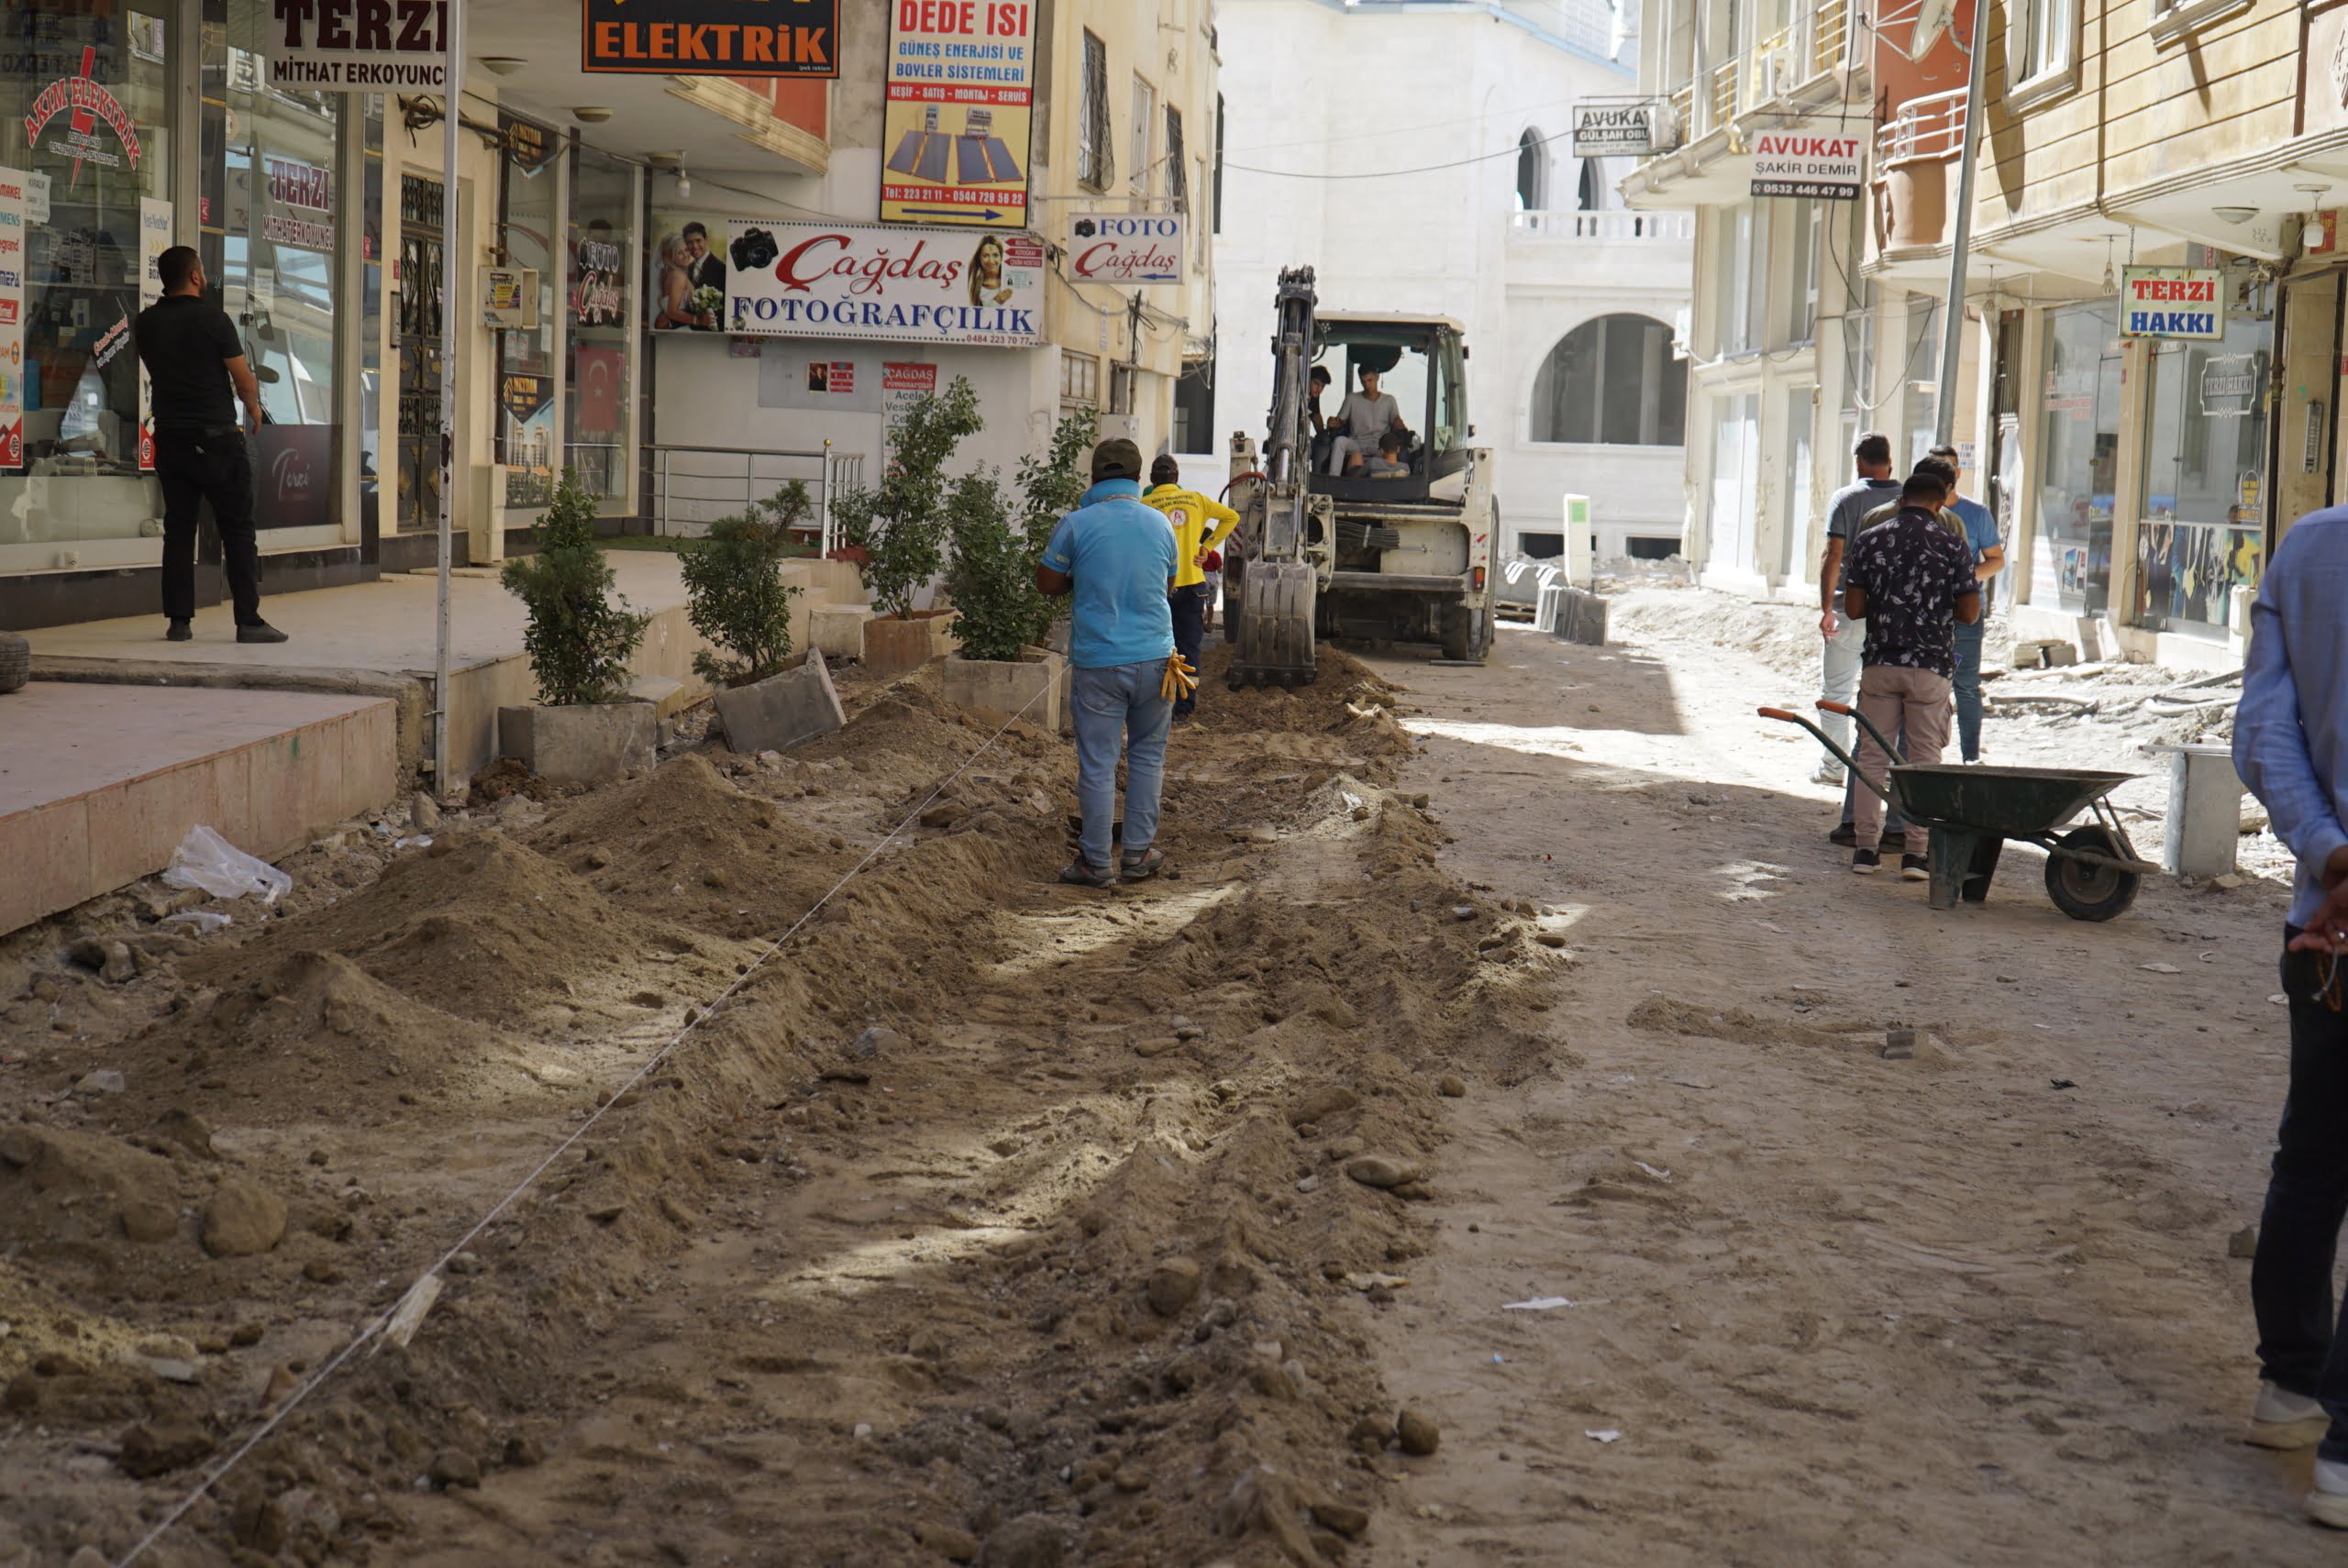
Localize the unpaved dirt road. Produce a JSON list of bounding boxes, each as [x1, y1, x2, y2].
[[0, 595, 2327, 1567], [1360, 599, 2321, 1567]]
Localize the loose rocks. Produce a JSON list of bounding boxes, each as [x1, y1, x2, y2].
[[1146, 1256, 1203, 1318], [914, 1520, 981, 1562], [1345, 1155, 1422, 1190], [429, 1450, 482, 1489], [1397, 1407, 1442, 1456], [980, 1514, 1064, 1568], [1285, 1085, 1359, 1128], [118, 1419, 212, 1478], [1437, 1075, 1467, 1099], [201, 1178, 288, 1258]]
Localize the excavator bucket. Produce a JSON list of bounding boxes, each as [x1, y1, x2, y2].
[[1227, 558, 1318, 689]]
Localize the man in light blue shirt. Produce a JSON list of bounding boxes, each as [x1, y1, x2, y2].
[[1928, 445, 2007, 762], [2231, 503, 2348, 1527], [1038, 437, 1180, 887]]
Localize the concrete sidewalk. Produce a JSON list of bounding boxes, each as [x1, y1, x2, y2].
[[3, 552, 867, 935]]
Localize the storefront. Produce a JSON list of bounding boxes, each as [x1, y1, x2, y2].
[[0, 4, 647, 629], [2132, 303, 2267, 639], [2032, 301, 2123, 616]]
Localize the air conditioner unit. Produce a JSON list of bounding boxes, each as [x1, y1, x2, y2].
[[1767, 49, 1800, 98]]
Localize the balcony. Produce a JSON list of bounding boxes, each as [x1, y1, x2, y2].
[[1628, 0, 1854, 207], [1872, 87, 1967, 271], [1512, 210, 1696, 241]]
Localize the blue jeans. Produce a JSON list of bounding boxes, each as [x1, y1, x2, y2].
[[2254, 935, 2348, 1462], [1953, 618, 1986, 761], [1168, 584, 1209, 717], [1072, 660, 1173, 870]]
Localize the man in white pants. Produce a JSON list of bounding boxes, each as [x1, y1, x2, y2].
[[1817, 432, 1901, 848]]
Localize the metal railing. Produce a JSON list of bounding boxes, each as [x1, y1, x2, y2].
[[1810, 0, 1851, 79], [1670, 0, 1852, 143], [1877, 86, 1968, 166], [1511, 209, 1698, 241], [648, 442, 868, 553]]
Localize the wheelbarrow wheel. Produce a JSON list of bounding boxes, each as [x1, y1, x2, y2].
[[2044, 825, 2139, 922]]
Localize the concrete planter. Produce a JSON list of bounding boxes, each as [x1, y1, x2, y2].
[[865, 610, 951, 676], [496, 700, 657, 785], [943, 651, 1065, 731], [809, 604, 877, 663]]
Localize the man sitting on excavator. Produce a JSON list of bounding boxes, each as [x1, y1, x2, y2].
[[1328, 366, 1410, 475]]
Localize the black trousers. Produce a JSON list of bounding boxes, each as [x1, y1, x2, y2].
[[2254, 931, 2348, 1462], [1168, 583, 1208, 717], [155, 426, 261, 624]]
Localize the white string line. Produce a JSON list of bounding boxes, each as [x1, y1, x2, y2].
[[116, 668, 1066, 1567]]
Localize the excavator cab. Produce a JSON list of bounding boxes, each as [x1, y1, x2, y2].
[[1223, 269, 1496, 686]]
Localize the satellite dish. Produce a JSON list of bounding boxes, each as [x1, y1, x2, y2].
[[1910, 0, 1955, 57]]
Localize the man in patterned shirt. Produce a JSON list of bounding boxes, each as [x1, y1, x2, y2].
[[1840, 465, 1983, 878]]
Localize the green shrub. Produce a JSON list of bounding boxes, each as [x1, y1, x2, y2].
[[942, 408, 1105, 663], [1017, 405, 1098, 551], [829, 376, 983, 618], [500, 469, 648, 706], [680, 481, 808, 687]]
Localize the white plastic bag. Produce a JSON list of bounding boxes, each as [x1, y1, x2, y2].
[[161, 910, 234, 933], [161, 825, 292, 905]]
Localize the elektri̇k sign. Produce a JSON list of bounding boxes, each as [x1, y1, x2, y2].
[[2120, 266, 2225, 340], [1749, 124, 1862, 201]]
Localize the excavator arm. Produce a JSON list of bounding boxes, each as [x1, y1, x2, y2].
[[1226, 266, 1324, 689]]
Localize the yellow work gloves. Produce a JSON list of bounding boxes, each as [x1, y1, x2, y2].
[[1161, 654, 1199, 702]]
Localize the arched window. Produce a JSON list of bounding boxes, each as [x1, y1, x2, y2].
[[1529, 315, 1688, 446], [1516, 128, 1546, 211], [1577, 158, 1603, 212]]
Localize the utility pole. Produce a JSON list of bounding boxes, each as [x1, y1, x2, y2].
[[1933, 0, 1990, 447], [432, 0, 465, 800]]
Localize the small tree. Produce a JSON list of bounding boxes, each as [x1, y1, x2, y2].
[[829, 376, 983, 618], [1017, 405, 1099, 551], [942, 409, 1111, 664], [680, 481, 808, 687], [500, 469, 648, 705]]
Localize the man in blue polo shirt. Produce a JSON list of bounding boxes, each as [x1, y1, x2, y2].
[[1038, 437, 1180, 888], [1928, 444, 2007, 762]]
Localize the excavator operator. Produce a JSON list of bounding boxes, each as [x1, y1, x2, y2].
[[1328, 366, 1409, 475]]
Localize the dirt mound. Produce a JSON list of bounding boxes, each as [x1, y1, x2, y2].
[[0, 1126, 187, 1253], [1627, 995, 1858, 1049], [190, 831, 729, 1031], [124, 951, 548, 1126], [532, 754, 858, 939], [795, 683, 1003, 774]]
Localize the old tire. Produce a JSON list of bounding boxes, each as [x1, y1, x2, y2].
[[2043, 825, 2139, 922], [0, 631, 28, 694]]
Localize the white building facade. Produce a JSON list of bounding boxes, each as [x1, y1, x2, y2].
[[1203, 0, 1694, 566]]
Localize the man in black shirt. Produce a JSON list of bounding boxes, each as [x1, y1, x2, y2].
[[132, 245, 285, 643]]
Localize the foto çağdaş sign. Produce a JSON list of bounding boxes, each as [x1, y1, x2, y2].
[[1067, 213, 1184, 286], [2120, 266, 2226, 340]]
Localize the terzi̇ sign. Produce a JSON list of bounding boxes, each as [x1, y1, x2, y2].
[[582, 0, 838, 76], [268, 0, 449, 91], [724, 220, 1043, 347], [2120, 265, 2225, 340], [1750, 123, 1862, 200]]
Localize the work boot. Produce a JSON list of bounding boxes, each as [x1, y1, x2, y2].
[[1828, 823, 1857, 848], [236, 621, 290, 645], [1851, 849, 1881, 875], [1058, 859, 1115, 889], [1899, 853, 1930, 882], [164, 619, 192, 642], [2309, 1459, 2348, 1529], [1120, 847, 1165, 882]]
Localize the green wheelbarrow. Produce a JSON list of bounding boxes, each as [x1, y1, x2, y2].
[[1759, 700, 2160, 922]]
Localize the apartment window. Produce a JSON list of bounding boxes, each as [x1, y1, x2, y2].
[[1109, 362, 1136, 415], [1213, 94, 1224, 233], [1577, 159, 1602, 212], [1131, 77, 1157, 197], [1077, 31, 1111, 190], [1716, 204, 1772, 354], [2008, 0, 2078, 93], [1060, 350, 1101, 408], [1787, 199, 1822, 345], [1516, 129, 1547, 210], [1529, 315, 1688, 446], [1166, 107, 1188, 213], [1173, 359, 1214, 453]]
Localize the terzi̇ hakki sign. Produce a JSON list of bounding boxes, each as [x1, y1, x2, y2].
[[722, 220, 1043, 348], [268, 0, 449, 91]]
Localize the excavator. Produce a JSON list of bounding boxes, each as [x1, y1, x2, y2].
[[1221, 266, 1498, 687]]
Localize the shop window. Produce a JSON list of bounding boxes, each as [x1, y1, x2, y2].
[[567, 144, 636, 511], [1529, 315, 1687, 446], [0, 3, 172, 553], [1900, 297, 1944, 465], [215, 0, 346, 535], [2034, 301, 2121, 614], [2136, 313, 2267, 637], [497, 115, 559, 509]]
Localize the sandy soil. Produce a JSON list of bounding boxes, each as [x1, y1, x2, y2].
[[0, 591, 2328, 1566], [1358, 592, 2326, 1567]]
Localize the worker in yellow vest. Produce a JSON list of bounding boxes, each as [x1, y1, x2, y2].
[[1143, 455, 1240, 719]]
